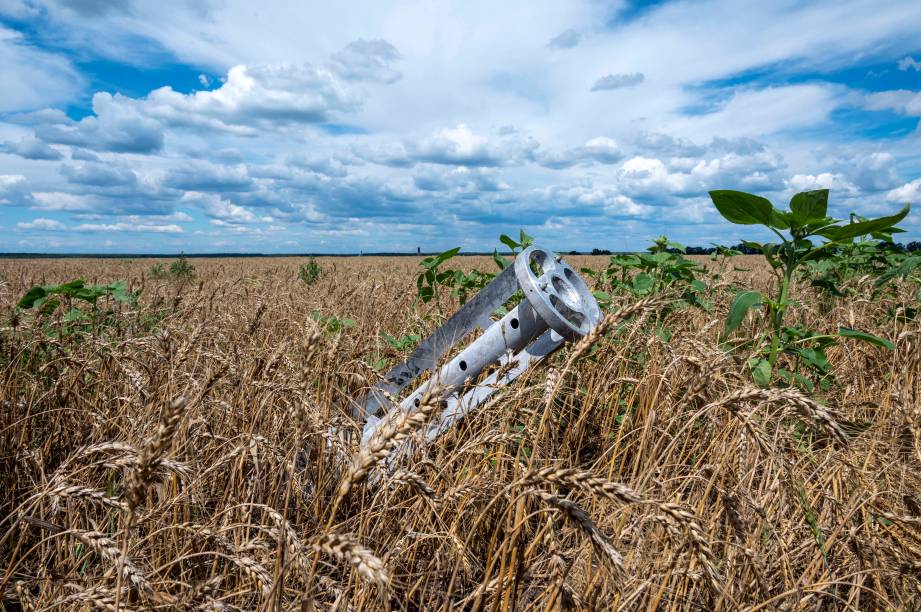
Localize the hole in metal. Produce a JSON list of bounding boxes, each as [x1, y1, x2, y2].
[[414, 398, 420, 407], [529, 249, 548, 276], [549, 293, 586, 330], [552, 274, 581, 311], [510, 318, 519, 329], [459, 360, 467, 371]]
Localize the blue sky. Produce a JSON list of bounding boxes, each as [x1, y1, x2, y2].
[[1, 0, 920, 254]]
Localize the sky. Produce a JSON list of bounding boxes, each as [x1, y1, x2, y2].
[[1, 0, 920, 254]]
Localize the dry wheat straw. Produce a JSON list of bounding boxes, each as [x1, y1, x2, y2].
[[310, 532, 388, 585], [68, 530, 152, 595], [336, 388, 441, 499], [528, 488, 624, 573], [707, 386, 848, 444]]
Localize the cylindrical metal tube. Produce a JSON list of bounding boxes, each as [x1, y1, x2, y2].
[[400, 299, 548, 410]]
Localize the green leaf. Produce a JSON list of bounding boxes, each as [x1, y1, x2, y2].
[[631, 273, 654, 295], [795, 347, 831, 373], [709, 190, 776, 226], [492, 249, 511, 271], [725, 290, 762, 336], [819, 205, 910, 243], [518, 229, 534, 248], [749, 358, 772, 387], [770, 209, 792, 230], [837, 327, 894, 350], [17, 286, 47, 309], [433, 247, 461, 267], [63, 308, 89, 322], [499, 234, 519, 251], [790, 189, 829, 224]]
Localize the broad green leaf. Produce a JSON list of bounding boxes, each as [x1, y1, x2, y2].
[[750, 358, 772, 387], [796, 347, 831, 373], [63, 308, 89, 322], [818, 205, 910, 242], [837, 327, 894, 350], [518, 229, 534, 248], [499, 234, 519, 251], [492, 250, 511, 271], [874, 255, 921, 286], [417, 286, 434, 302], [17, 286, 47, 309], [725, 290, 762, 336], [709, 190, 775, 226], [433, 247, 461, 267], [790, 189, 829, 224], [632, 273, 654, 294], [770, 209, 792, 230]]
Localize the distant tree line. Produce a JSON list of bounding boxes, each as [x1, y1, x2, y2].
[[586, 241, 921, 256]]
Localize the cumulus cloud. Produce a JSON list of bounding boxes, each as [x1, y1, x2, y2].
[[36, 92, 165, 153], [163, 162, 254, 192], [29, 61, 362, 155], [887, 179, 921, 203], [537, 183, 651, 217], [547, 29, 580, 49], [839, 152, 901, 192], [365, 124, 538, 168], [3, 136, 63, 160], [138, 64, 358, 131], [287, 154, 350, 177], [786, 173, 858, 196], [591, 72, 645, 91], [61, 163, 138, 186], [898, 56, 921, 71], [535, 137, 623, 169], [74, 222, 184, 233], [412, 166, 508, 193], [0, 174, 30, 206], [182, 191, 258, 223], [328, 39, 402, 83], [17, 217, 66, 230], [30, 191, 95, 211]]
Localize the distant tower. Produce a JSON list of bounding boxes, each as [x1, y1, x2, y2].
[[417, 246, 421, 255]]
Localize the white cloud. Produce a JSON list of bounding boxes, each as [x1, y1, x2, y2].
[[863, 89, 921, 116], [73, 222, 184, 233], [547, 29, 580, 50], [17, 217, 66, 230], [4, 136, 63, 160], [31, 191, 94, 211], [0, 26, 83, 112], [591, 72, 645, 91], [142, 64, 358, 131], [0, 174, 26, 189], [786, 173, 858, 195], [36, 92, 165, 153], [366, 124, 538, 167], [182, 191, 258, 223], [535, 137, 623, 169], [887, 179, 921, 203], [328, 39, 402, 83], [898, 56, 921, 71]]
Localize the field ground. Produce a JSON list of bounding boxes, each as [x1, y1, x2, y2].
[[1, 255, 919, 610]]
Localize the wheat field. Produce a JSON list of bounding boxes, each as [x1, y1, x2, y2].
[[1, 255, 919, 610]]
